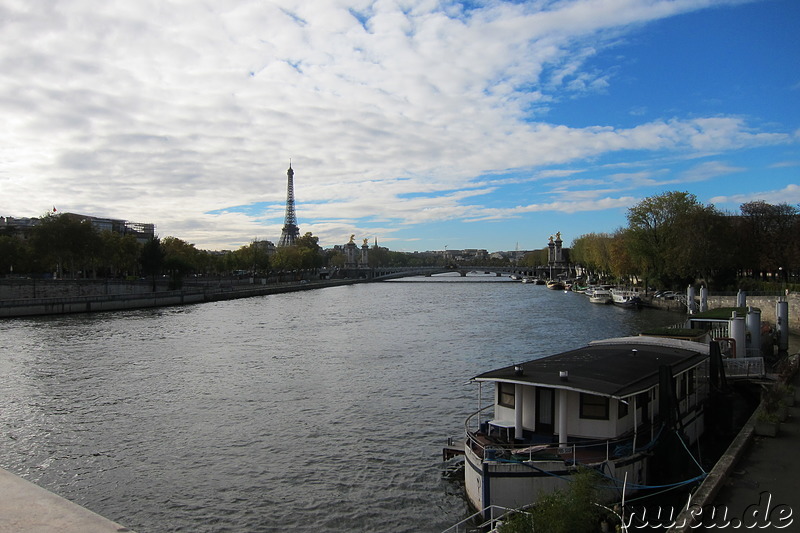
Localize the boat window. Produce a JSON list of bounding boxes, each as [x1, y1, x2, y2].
[[498, 382, 515, 408], [618, 399, 629, 419], [579, 393, 609, 420], [688, 368, 696, 395]]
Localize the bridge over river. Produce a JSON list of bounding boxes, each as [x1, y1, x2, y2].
[[370, 266, 520, 280]]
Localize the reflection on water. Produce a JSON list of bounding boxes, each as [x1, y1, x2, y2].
[[0, 275, 681, 532]]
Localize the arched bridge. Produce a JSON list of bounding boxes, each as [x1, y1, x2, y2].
[[370, 266, 520, 280]]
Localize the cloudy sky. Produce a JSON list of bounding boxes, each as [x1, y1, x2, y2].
[[1, 0, 798, 252]]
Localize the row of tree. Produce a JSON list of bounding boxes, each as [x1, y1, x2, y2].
[[561, 192, 798, 290], [1, 192, 797, 291], [0, 214, 330, 284]]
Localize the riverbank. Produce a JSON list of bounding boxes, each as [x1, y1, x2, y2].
[[642, 292, 799, 335], [0, 278, 366, 318], [3, 278, 798, 337], [0, 467, 134, 532], [667, 347, 800, 532]]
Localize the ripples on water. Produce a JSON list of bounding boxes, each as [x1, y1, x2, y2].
[[0, 275, 681, 532]]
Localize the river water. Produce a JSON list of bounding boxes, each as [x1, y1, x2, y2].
[[0, 274, 681, 532]]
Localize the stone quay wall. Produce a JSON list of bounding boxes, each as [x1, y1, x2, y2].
[[704, 293, 798, 333], [645, 291, 798, 335], [0, 278, 363, 318]]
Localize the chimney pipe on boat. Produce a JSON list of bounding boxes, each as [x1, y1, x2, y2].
[[687, 285, 697, 314], [729, 312, 746, 358]]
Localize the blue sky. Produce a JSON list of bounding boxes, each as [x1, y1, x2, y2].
[[1, 0, 798, 252]]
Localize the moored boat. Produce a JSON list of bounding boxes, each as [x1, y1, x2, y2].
[[545, 280, 565, 290], [610, 287, 641, 308], [456, 335, 711, 512], [588, 288, 613, 304]]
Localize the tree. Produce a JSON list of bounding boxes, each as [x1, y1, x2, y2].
[[30, 213, 102, 278], [161, 237, 205, 289], [327, 249, 345, 268], [571, 233, 614, 281], [140, 237, 165, 290], [272, 245, 302, 272], [518, 249, 548, 268], [273, 232, 323, 272], [98, 231, 142, 278], [608, 229, 637, 284], [0, 235, 31, 276], [626, 191, 721, 288], [738, 201, 799, 281], [368, 244, 390, 267], [295, 232, 324, 269]]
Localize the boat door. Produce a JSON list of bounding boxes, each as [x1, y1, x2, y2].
[[535, 387, 555, 437]]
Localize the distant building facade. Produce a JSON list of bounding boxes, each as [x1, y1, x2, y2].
[[1, 213, 155, 243]]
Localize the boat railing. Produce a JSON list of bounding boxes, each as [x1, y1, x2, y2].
[[440, 505, 523, 533], [723, 356, 765, 378], [465, 405, 643, 464]]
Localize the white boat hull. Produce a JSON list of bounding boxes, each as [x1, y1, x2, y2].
[[464, 444, 649, 511]]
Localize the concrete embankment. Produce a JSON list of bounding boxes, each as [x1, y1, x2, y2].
[[0, 468, 133, 532], [0, 278, 365, 318], [643, 292, 799, 335]]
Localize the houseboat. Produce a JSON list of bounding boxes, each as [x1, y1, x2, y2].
[[459, 335, 710, 512]]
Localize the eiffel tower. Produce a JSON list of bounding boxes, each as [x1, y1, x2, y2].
[[277, 162, 300, 247]]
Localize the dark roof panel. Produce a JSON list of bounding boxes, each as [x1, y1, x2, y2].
[[473, 337, 708, 398]]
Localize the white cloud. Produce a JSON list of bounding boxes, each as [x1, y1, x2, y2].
[[710, 184, 800, 206], [0, 0, 787, 250]]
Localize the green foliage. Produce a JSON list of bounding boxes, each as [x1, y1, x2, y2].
[[739, 201, 799, 279], [518, 248, 548, 267], [0, 235, 31, 275], [563, 190, 791, 290], [570, 232, 612, 278], [99, 231, 142, 277], [29, 213, 103, 278], [626, 191, 714, 287], [140, 237, 165, 288], [497, 510, 535, 533], [271, 233, 323, 271], [498, 468, 606, 533]]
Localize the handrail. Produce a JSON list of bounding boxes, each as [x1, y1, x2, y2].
[[464, 404, 493, 434], [465, 404, 647, 463], [440, 505, 523, 533]]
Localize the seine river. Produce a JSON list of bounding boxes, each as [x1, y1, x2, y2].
[[0, 274, 681, 532]]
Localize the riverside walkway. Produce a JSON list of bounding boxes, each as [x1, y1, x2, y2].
[[668, 335, 800, 532], [0, 468, 133, 532]]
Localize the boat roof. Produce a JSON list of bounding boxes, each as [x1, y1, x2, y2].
[[472, 336, 709, 399]]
